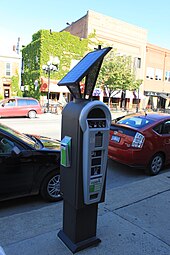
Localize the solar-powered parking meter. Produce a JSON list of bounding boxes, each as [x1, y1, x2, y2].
[[57, 47, 112, 253]]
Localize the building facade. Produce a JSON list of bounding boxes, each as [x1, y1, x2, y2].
[[1, 10, 170, 111], [63, 10, 170, 111], [143, 43, 170, 110], [63, 10, 147, 110], [0, 49, 21, 99]]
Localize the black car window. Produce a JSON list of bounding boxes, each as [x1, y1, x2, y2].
[[5, 99, 16, 107], [17, 99, 38, 106], [153, 123, 163, 134], [17, 99, 27, 106], [0, 99, 16, 107], [153, 120, 170, 135], [0, 124, 38, 149], [162, 121, 170, 134], [27, 99, 38, 105], [0, 135, 15, 154]]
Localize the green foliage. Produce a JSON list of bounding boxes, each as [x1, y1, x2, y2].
[[97, 49, 141, 97], [11, 73, 23, 97], [22, 30, 90, 98]]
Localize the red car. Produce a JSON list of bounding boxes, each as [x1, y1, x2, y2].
[[0, 97, 43, 118], [108, 112, 170, 175]]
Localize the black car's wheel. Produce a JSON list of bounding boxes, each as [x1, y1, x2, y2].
[[40, 171, 62, 202], [146, 153, 164, 176], [28, 110, 36, 118]]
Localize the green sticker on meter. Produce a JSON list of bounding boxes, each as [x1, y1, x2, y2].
[[60, 136, 71, 167], [89, 179, 102, 193], [61, 146, 66, 166]]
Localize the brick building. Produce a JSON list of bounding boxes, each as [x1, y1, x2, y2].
[[144, 43, 170, 110], [0, 48, 21, 99], [1, 10, 170, 110], [62, 10, 170, 110]]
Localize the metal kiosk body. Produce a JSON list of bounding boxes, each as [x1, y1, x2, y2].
[[58, 47, 112, 253]]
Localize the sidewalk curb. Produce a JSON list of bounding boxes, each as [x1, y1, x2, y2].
[[1, 172, 170, 255]]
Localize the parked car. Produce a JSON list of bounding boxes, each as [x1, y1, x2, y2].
[[0, 122, 61, 202], [0, 97, 43, 118], [108, 112, 170, 175]]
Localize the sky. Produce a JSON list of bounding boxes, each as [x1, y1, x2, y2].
[[0, 0, 170, 52]]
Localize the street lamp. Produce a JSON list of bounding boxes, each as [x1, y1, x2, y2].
[[42, 57, 60, 112]]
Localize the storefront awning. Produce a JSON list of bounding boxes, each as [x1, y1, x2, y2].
[[49, 83, 69, 93], [40, 78, 69, 93], [125, 90, 134, 99], [111, 90, 122, 98], [159, 94, 168, 100], [131, 90, 143, 99], [104, 90, 122, 98]]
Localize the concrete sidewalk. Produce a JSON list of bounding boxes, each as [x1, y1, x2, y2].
[[0, 171, 170, 255]]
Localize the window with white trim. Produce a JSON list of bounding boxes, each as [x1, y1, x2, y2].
[[165, 71, 170, 82], [146, 67, 154, 79], [134, 57, 141, 68], [155, 69, 163, 80], [5, 63, 11, 76]]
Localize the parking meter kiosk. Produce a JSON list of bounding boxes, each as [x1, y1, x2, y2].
[[79, 101, 111, 205], [57, 47, 112, 253]]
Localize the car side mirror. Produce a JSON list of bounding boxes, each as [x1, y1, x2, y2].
[[11, 146, 22, 156]]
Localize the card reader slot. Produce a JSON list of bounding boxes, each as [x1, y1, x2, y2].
[[90, 194, 98, 200], [91, 157, 101, 166], [91, 150, 102, 157], [90, 174, 102, 179], [91, 166, 101, 176]]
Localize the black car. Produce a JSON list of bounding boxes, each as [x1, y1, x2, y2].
[[0, 123, 61, 202]]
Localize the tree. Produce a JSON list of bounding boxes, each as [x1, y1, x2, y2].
[[97, 49, 141, 107], [11, 72, 23, 97]]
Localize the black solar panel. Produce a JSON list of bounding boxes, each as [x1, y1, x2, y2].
[[58, 47, 112, 98]]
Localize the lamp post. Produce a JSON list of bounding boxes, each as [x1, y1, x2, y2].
[[42, 57, 60, 112], [136, 88, 140, 113]]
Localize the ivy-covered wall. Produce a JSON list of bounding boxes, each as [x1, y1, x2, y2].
[[22, 30, 89, 98]]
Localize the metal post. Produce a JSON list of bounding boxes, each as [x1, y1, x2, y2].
[[136, 88, 139, 113], [42, 58, 60, 113], [47, 66, 50, 112]]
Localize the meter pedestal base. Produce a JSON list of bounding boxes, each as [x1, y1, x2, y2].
[[58, 201, 100, 253], [58, 230, 101, 254]]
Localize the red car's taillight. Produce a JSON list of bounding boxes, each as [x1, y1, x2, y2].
[[131, 132, 145, 148]]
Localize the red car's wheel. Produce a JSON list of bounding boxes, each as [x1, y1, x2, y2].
[[146, 153, 164, 176], [28, 110, 36, 118]]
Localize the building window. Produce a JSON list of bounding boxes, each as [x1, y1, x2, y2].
[[134, 57, 141, 68], [155, 69, 163, 80], [5, 63, 11, 76], [146, 67, 154, 79], [165, 71, 170, 82]]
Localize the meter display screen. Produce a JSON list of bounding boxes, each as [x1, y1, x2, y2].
[[95, 132, 103, 147], [88, 120, 106, 128]]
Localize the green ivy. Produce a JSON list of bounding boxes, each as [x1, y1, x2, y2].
[[21, 30, 92, 98], [11, 72, 23, 97]]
